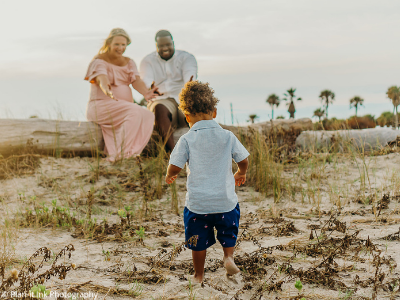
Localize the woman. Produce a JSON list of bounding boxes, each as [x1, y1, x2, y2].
[[85, 28, 158, 161]]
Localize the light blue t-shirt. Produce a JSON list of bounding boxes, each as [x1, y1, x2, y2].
[[169, 120, 250, 214]]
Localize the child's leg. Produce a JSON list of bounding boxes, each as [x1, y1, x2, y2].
[[184, 207, 216, 284], [192, 249, 207, 283], [222, 247, 240, 275], [214, 204, 241, 275]]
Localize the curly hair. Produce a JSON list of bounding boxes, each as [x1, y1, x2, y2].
[[179, 81, 219, 115]]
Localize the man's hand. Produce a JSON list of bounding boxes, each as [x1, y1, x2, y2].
[[151, 81, 163, 96], [165, 174, 178, 184], [234, 171, 246, 186], [144, 90, 155, 103], [145, 81, 164, 103]]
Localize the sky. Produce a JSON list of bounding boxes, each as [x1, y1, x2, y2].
[[0, 0, 399, 124]]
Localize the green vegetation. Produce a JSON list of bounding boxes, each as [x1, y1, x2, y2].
[[266, 93, 280, 119], [282, 88, 302, 119], [295, 280, 303, 292], [349, 96, 364, 116], [386, 86, 400, 128], [377, 111, 395, 127], [30, 284, 50, 298], [312, 111, 400, 130], [4, 98, 400, 299], [265, 85, 400, 127], [319, 89, 335, 119], [313, 108, 325, 122], [135, 226, 145, 242], [248, 114, 259, 124]]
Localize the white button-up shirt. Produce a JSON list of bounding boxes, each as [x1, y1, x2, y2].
[[139, 50, 198, 102]]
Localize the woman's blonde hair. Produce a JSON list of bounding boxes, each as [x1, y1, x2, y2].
[[98, 28, 131, 54]]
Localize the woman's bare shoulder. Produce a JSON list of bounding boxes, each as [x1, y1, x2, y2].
[[100, 54, 130, 62], [95, 54, 107, 60]]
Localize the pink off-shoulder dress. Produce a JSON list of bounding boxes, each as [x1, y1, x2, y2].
[[85, 58, 154, 161]]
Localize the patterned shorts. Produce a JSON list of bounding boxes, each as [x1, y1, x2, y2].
[[184, 203, 240, 251]]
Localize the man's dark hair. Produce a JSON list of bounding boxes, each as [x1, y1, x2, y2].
[[155, 30, 173, 42]]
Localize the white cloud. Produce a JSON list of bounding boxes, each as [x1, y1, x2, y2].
[[0, 0, 399, 122]]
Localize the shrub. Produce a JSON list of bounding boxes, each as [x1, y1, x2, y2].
[[322, 118, 346, 130], [346, 116, 376, 129], [376, 111, 398, 127], [320, 115, 376, 130]]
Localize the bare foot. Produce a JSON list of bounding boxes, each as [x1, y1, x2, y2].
[[189, 274, 203, 285], [223, 256, 240, 275]]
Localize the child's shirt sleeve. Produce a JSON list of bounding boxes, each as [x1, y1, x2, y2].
[[231, 134, 250, 163], [169, 137, 189, 169]]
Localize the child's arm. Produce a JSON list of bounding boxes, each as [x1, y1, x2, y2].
[[234, 158, 248, 186], [165, 164, 182, 184]]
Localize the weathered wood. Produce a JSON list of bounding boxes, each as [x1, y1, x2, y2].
[[0, 118, 313, 157], [0, 118, 189, 157], [0, 119, 103, 156], [221, 118, 313, 136], [296, 128, 400, 151]]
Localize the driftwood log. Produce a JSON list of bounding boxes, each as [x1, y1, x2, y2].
[[296, 128, 400, 151], [221, 118, 313, 135], [0, 119, 104, 157], [0, 118, 313, 157]]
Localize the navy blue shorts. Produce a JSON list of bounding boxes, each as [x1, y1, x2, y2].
[[184, 203, 240, 251]]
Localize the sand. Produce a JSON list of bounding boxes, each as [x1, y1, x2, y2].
[[1, 153, 400, 299]]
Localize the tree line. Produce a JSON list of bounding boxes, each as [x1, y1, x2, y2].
[[247, 86, 400, 128]]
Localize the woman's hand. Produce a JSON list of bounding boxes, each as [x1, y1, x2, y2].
[[144, 84, 162, 103], [100, 83, 117, 101], [96, 75, 117, 101], [132, 77, 163, 103]]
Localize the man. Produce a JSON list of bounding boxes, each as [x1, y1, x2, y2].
[[140, 30, 198, 151]]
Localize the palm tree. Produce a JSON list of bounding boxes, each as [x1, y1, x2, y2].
[[248, 114, 258, 124], [349, 96, 364, 117], [313, 108, 325, 122], [319, 90, 335, 119], [282, 88, 302, 119], [266, 94, 280, 119], [377, 111, 394, 127], [387, 86, 400, 129]]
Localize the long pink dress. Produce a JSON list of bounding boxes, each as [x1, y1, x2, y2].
[[85, 58, 154, 161]]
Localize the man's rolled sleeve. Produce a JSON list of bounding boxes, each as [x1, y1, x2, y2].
[[169, 137, 189, 169], [182, 54, 198, 83], [231, 134, 250, 163]]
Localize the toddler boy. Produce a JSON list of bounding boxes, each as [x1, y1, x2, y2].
[[165, 81, 249, 284]]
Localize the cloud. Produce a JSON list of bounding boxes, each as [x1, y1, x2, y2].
[[1, 0, 399, 122]]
